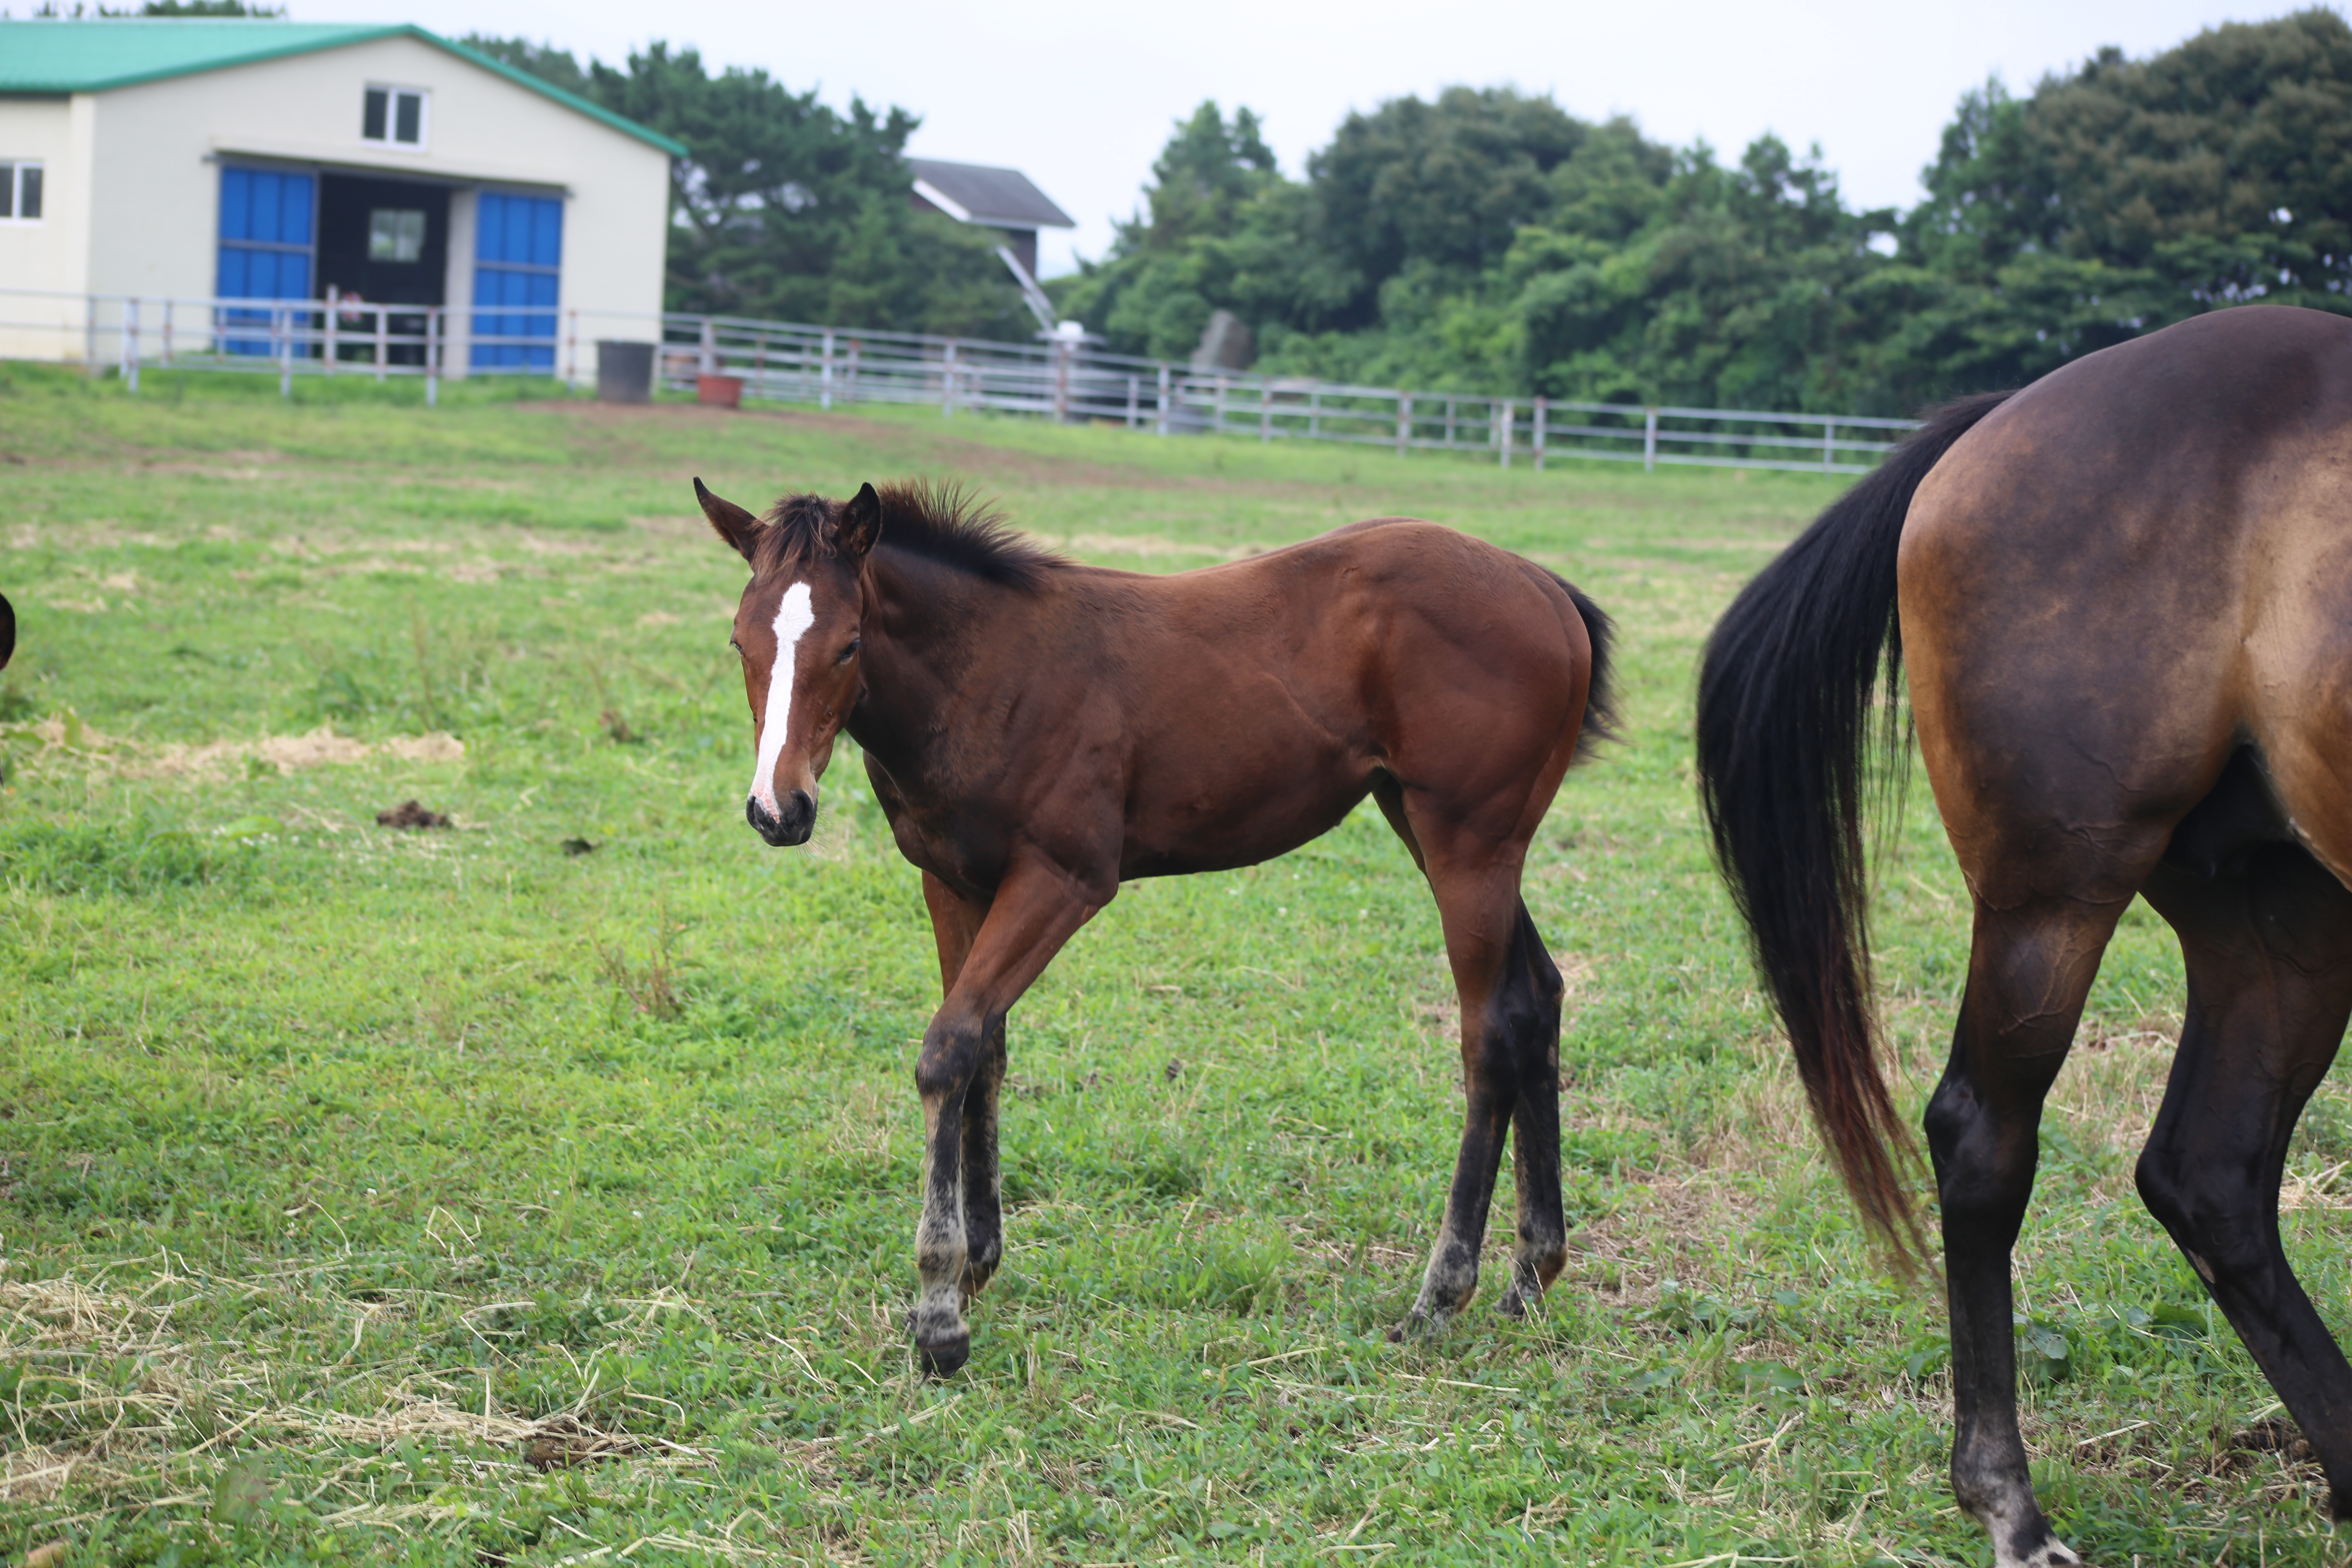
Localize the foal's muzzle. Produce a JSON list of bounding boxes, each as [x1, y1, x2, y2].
[[746, 789, 815, 847]]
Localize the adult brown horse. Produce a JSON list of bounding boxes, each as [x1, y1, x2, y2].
[[1697, 305, 2352, 1567], [694, 478, 1612, 1374]]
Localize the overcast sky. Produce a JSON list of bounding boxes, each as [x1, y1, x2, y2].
[[292, 0, 2319, 276]]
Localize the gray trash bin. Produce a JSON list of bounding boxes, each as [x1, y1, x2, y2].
[[596, 340, 655, 404]]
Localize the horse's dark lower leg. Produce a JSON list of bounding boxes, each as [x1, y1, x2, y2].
[[911, 1005, 987, 1377], [1500, 903, 1567, 1317], [1397, 1036, 1514, 1336], [1397, 883, 1550, 1336], [2138, 846, 2352, 1517], [959, 1018, 1009, 1298], [1926, 898, 2120, 1568], [906, 858, 1105, 1377]]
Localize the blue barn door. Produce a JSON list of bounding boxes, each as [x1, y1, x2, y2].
[[216, 166, 315, 356], [472, 192, 562, 370]]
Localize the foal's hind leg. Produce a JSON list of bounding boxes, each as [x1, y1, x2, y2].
[[2138, 845, 2352, 1517], [1499, 902, 1568, 1318], [1380, 784, 1566, 1335], [1925, 893, 2131, 1568]]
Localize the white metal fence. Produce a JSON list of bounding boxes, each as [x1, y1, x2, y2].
[[3, 288, 1920, 473], [655, 314, 1920, 473]]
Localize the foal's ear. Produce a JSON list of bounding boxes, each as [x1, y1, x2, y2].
[[694, 477, 762, 564], [835, 482, 883, 561]]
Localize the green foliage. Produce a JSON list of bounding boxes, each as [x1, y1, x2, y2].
[[460, 37, 1029, 338], [1058, 12, 2352, 414]]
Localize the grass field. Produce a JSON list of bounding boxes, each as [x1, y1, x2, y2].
[[1, 363, 2348, 1566]]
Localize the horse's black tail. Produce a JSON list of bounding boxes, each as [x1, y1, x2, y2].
[[1693, 391, 2011, 1270]]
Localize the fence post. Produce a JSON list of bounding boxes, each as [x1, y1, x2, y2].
[[324, 286, 339, 377], [1127, 374, 1139, 431], [121, 297, 139, 392], [1054, 339, 1070, 422], [1498, 396, 1512, 468], [278, 303, 292, 399], [699, 316, 717, 378], [565, 308, 579, 391], [1215, 374, 1228, 436], [1309, 387, 1321, 440], [1643, 407, 1658, 471], [162, 298, 174, 368], [820, 330, 835, 410], [943, 342, 958, 418], [1822, 418, 1835, 472], [1156, 363, 1171, 436], [374, 305, 388, 382], [1533, 396, 1547, 471], [1397, 391, 1412, 457], [1260, 379, 1272, 442], [85, 295, 97, 373], [425, 309, 441, 408], [1445, 396, 1457, 449]]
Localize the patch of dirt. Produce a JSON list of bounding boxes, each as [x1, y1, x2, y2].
[[376, 800, 452, 830], [130, 726, 464, 781]]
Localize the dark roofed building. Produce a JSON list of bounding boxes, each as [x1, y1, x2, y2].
[[908, 158, 1074, 281]]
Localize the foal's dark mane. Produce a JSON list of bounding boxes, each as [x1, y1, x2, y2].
[[754, 481, 1065, 591]]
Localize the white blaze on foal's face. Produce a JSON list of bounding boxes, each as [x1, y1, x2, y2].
[[747, 581, 816, 816]]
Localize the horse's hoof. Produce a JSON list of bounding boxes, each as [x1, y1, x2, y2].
[[1388, 1307, 1447, 1343], [1497, 1287, 1531, 1319], [914, 1330, 971, 1379]]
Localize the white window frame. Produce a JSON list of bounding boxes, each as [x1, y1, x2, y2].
[[0, 160, 44, 225], [361, 84, 432, 152]]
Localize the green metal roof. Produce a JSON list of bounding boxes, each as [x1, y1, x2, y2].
[[0, 20, 686, 157]]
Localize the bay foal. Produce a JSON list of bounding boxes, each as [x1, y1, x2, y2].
[[699, 480, 1612, 1374]]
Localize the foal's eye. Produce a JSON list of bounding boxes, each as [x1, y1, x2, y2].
[[728, 637, 743, 656], [838, 639, 861, 665]]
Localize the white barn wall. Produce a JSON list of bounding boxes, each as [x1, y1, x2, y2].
[[0, 95, 91, 361], [17, 31, 670, 372]]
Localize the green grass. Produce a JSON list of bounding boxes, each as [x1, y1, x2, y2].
[[0, 361, 2344, 1565]]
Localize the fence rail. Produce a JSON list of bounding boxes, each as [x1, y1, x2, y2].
[[4, 288, 1920, 473]]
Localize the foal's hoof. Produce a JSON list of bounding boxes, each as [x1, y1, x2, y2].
[[914, 1329, 971, 1379], [1387, 1307, 1449, 1343], [1496, 1285, 1533, 1319]]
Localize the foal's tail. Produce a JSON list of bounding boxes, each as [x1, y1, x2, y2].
[[1692, 392, 2011, 1269], [1554, 577, 1618, 760]]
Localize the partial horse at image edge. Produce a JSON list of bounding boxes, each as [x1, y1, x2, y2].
[[1697, 304, 2352, 1568]]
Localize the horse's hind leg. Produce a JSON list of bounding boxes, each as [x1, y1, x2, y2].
[[1380, 781, 1565, 1334], [1499, 902, 1568, 1317], [2137, 843, 2352, 1517], [1925, 892, 2130, 1568]]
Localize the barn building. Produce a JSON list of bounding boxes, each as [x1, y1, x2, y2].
[[0, 19, 680, 374]]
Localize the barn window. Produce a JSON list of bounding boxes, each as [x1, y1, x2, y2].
[[368, 208, 426, 262], [362, 86, 428, 148], [0, 161, 42, 222]]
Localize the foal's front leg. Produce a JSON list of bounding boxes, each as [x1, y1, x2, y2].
[[910, 857, 1107, 1376], [920, 874, 1007, 1297]]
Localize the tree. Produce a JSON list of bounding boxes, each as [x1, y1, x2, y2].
[[1893, 9, 2352, 393], [463, 37, 1029, 337]]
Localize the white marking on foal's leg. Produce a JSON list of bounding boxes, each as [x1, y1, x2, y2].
[[748, 582, 814, 815]]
